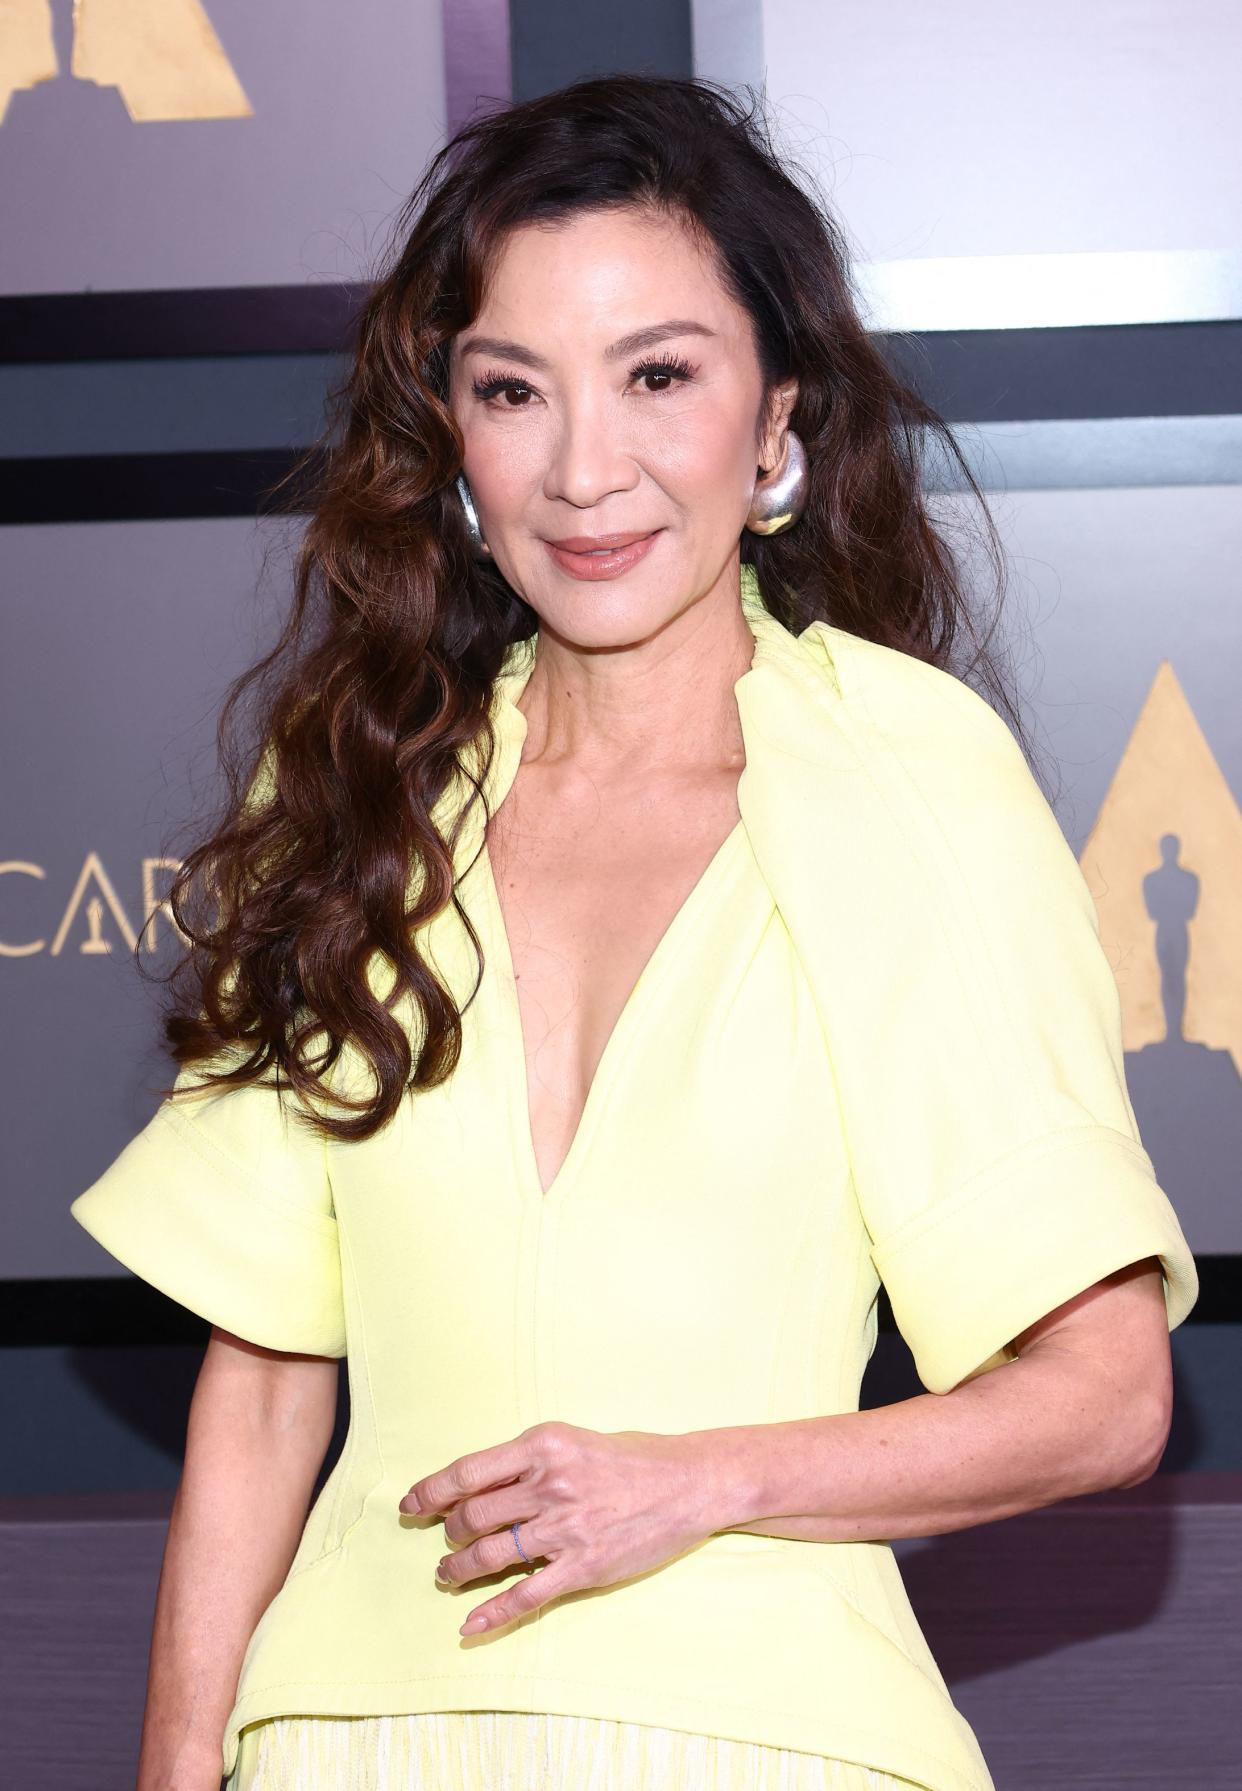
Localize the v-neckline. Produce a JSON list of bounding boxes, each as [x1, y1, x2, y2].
[[481, 812, 748, 1205], [463, 565, 802, 1207]]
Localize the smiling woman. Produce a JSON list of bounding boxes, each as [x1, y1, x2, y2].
[[68, 70, 1196, 1791]]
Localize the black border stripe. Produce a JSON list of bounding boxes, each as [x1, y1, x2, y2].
[[883, 319, 1242, 423], [4, 1262, 1236, 1348], [0, 285, 369, 362], [0, 447, 326, 525]]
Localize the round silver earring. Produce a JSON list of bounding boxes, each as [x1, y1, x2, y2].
[[455, 473, 492, 560], [744, 428, 809, 536]]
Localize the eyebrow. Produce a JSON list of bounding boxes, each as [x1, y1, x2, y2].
[[456, 318, 718, 371]]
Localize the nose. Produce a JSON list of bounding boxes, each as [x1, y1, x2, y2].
[[542, 389, 641, 511]]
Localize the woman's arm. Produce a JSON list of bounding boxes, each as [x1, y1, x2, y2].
[[705, 1257, 1172, 1544], [403, 1257, 1176, 1639], [134, 1328, 339, 1791]]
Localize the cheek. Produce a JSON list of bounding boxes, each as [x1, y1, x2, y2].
[[462, 421, 545, 512], [642, 404, 759, 506]]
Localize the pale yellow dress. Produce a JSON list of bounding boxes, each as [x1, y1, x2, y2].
[[72, 569, 1199, 1791], [224, 812, 919, 1791]]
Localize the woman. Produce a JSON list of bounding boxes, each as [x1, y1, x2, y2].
[[71, 74, 1197, 1791]]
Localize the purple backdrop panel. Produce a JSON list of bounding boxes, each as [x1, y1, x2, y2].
[[3, 515, 307, 1279], [0, 0, 449, 294]]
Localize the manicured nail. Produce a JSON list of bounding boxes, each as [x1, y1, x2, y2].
[[460, 1612, 488, 1635]]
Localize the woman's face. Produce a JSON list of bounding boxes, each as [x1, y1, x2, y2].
[[447, 205, 797, 649]]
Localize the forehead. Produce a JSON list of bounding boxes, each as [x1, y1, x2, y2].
[[456, 208, 742, 355]]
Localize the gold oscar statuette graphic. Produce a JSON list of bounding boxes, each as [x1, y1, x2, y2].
[[0, 0, 57, 122], [50, 851, 138, 954], [79, 893, 113, 953], [1079, 659, 1242, 1076], [1, 0, 251, 124]]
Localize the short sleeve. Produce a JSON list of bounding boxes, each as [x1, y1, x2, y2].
[[70, 1053, 347, 1358], [811, 629, 1200, 1394]]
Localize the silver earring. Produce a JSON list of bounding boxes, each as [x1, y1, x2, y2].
[[744, 428, 809, 536], [455, 473, 492, 560]]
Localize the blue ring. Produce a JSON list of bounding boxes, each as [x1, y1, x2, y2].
[[511, 1520, 530, 1563]]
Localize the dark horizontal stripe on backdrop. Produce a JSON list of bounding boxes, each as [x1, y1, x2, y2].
[[0, 284, 370, 362], [2, 1262, 1236, 1349], [0, 447, 326, 524]]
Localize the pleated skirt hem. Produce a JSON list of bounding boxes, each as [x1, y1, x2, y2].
[[225, 1708, 923, 1790]]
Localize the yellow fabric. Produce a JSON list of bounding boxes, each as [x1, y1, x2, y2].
[[70, 565, 1199, 1791], [226, 1709, 922, 1789]]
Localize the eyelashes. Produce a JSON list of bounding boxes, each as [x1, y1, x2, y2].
[[470, 352, 699, 408]]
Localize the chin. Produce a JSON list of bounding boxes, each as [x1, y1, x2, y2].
[[525, 584, 691, 653]]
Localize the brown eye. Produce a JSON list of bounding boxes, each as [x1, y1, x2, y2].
[[472, 371, 534, 406], [629, 354, 697, 394]]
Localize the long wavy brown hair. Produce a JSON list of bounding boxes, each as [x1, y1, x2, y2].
[[149, 72, 1036, 1144]]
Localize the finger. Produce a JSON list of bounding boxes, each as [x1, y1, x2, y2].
[[458, 1560, 576, 1636], [400, 1436, 531, 1516], [437, 1523, 532, 1587], [442, 1484, 537, 1548]]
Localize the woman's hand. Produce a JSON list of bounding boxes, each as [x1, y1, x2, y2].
[[398, 1420, 726, 1635]]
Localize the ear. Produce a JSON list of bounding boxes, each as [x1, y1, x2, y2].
[[757, 378, 800, 474]]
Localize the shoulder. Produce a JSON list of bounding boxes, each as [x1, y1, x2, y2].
[[798, 618, 1020, 764], [796, 616, 1044, 810], [794, 619, 1087, 914]]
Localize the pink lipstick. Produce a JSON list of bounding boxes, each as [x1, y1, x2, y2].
[[543, 529, 662, 580]]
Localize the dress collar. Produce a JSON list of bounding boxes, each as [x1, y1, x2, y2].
[[378, 564, 853, 1089], [477, 563, 835, 826], [400, 564, 845, 1067]]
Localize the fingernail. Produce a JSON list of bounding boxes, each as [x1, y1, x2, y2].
[[460, 1613, 488, 1635], [436, 1559, 450, 1582]]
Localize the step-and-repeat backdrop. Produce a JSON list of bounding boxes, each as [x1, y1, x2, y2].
[[3, 1, 1239, 1291]]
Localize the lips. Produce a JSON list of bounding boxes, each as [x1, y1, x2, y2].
[[542, 529, 662, 581], [546, 532, 654, 551]]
